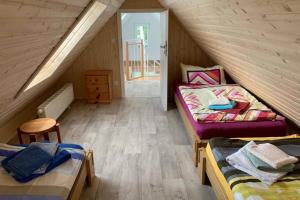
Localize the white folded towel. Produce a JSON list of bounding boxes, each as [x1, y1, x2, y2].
[[226, 141, 286, 185], [247, 143, 298, 169], [197, 89, 218, 107], [208, 97, 230, 106]]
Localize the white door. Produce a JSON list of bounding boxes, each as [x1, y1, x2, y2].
[[160, 10, 169, 111]]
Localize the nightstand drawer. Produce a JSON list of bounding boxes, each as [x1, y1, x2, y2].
[[87, 85, 109, 93], [87, 92, 110, 103], [85, 70, 112, 104], [86, 75, 108, 85]]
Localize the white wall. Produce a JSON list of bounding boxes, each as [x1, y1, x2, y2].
[[122, 13, 161, 61]]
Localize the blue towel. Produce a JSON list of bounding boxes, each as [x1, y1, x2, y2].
[[30, 143, 58, 175], [31, 142, 58, 156], [2, 148, 71, 182], [2, 145, 52, 178], [208, 101, 236, 110]]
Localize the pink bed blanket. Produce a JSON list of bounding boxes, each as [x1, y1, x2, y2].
[[179, 84, 284, 123]]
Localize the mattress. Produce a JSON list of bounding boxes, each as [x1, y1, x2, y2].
[[207, 136, 300, 200], [175, 84, 286, 139], [0, 143, 85, 200]]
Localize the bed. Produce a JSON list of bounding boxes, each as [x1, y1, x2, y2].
[[198, 135, 300, 200], [175, 83, 287, 167], [0, 143, 95, 200]]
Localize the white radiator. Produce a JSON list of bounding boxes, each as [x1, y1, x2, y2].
[[37, 83, 74, 119]]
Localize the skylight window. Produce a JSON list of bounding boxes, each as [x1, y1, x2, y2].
[[23, 1, 106, 92]]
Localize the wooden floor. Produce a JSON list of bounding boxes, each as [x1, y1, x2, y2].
[[58, 98, 216, 200], [125, 80, 160, 97]]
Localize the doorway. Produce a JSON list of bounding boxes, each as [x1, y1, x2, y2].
[[118, 10, 169, 110], [121, 12, 161, 97]]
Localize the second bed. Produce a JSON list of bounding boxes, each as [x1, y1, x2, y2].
[[175, 83, 287, 166]]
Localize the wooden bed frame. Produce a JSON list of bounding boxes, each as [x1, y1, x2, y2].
[[175, 95, 208, 167], [68, 150, 95, 200], [197, 148, 231, 200], [196, 135, 300, 200]]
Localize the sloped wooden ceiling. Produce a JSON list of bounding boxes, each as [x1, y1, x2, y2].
[[0, 0, 124, 126], [159, 0, 300, 126]]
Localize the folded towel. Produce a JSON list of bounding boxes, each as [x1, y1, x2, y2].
[[208, 101, 236, 110], [30, 142, 58, 156], [208, 97, 230, 106], [198, 89, 218, 107], [247, 143, 298, 169], [221, 101, 250, 114], [2, 148, 71, 182], [245, 149, 295, 172], [2, 145, 53, 178], [226, 141, 286, 185], [30, 142, 58, 175]]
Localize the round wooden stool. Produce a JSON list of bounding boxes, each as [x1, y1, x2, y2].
[[17, 118, 62, 144]]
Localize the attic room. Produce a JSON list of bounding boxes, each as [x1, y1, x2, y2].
[[0, 0, 299, 199]]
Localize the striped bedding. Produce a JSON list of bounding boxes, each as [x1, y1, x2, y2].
[[0, 143, 85, 200], [179, 84, 283, 123], [209, 137, 300, 200]]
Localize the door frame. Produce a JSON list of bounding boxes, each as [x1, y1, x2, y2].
[[159, 10, 169, 111], [117, 8, 166, 98]]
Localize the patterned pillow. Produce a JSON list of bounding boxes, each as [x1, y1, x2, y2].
[[180, 63, 226, 84], [187, 69, 221, 85]]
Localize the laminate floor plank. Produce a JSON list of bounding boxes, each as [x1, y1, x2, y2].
[[119, 154, 141, 200], [166, 109, 190, 145], [175, 145, 216, 200], [140, 134, 165, 200], [125, 80, 160, 97], [58, 94, 216, 200], [163, 178, 189, 200]]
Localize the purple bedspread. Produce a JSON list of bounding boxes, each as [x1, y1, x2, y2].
[[175, 85, 287, 139]]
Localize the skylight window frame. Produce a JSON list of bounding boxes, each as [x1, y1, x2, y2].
[[15, 0, 107, 98]]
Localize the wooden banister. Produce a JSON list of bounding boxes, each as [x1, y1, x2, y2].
[[124, 39, 144, 80]]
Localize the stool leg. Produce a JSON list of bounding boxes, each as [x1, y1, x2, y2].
[[17, 128, 23, 144], [55, 124, 62, 143], [29, 135, 37, 143], [43, 132, 50, 142]]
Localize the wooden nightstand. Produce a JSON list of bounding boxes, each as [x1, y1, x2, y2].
[[85, 70, 113, 104]]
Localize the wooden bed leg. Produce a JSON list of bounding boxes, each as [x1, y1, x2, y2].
[[86, 150, 95, 186], [197, 148, 206, 185], [192, 139, 200, 167]]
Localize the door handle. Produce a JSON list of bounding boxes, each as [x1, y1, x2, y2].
[[160, 41, 167, 49], [161, 41, 168, 56]]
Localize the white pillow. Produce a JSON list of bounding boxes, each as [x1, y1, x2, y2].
[[180, 63, 226, 84]]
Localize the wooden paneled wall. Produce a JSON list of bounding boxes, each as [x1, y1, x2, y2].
[[0, 0, 125, 142], [168, 11, 213, 102], [120, 0, 163, 9], [59, 14, 122, 99], [0, 0, 90, 122], [60, 0, 212, 102], [159, 0, 300, 126]]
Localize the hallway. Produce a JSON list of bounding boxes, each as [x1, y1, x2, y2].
[[125, 80, 160, 97]]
